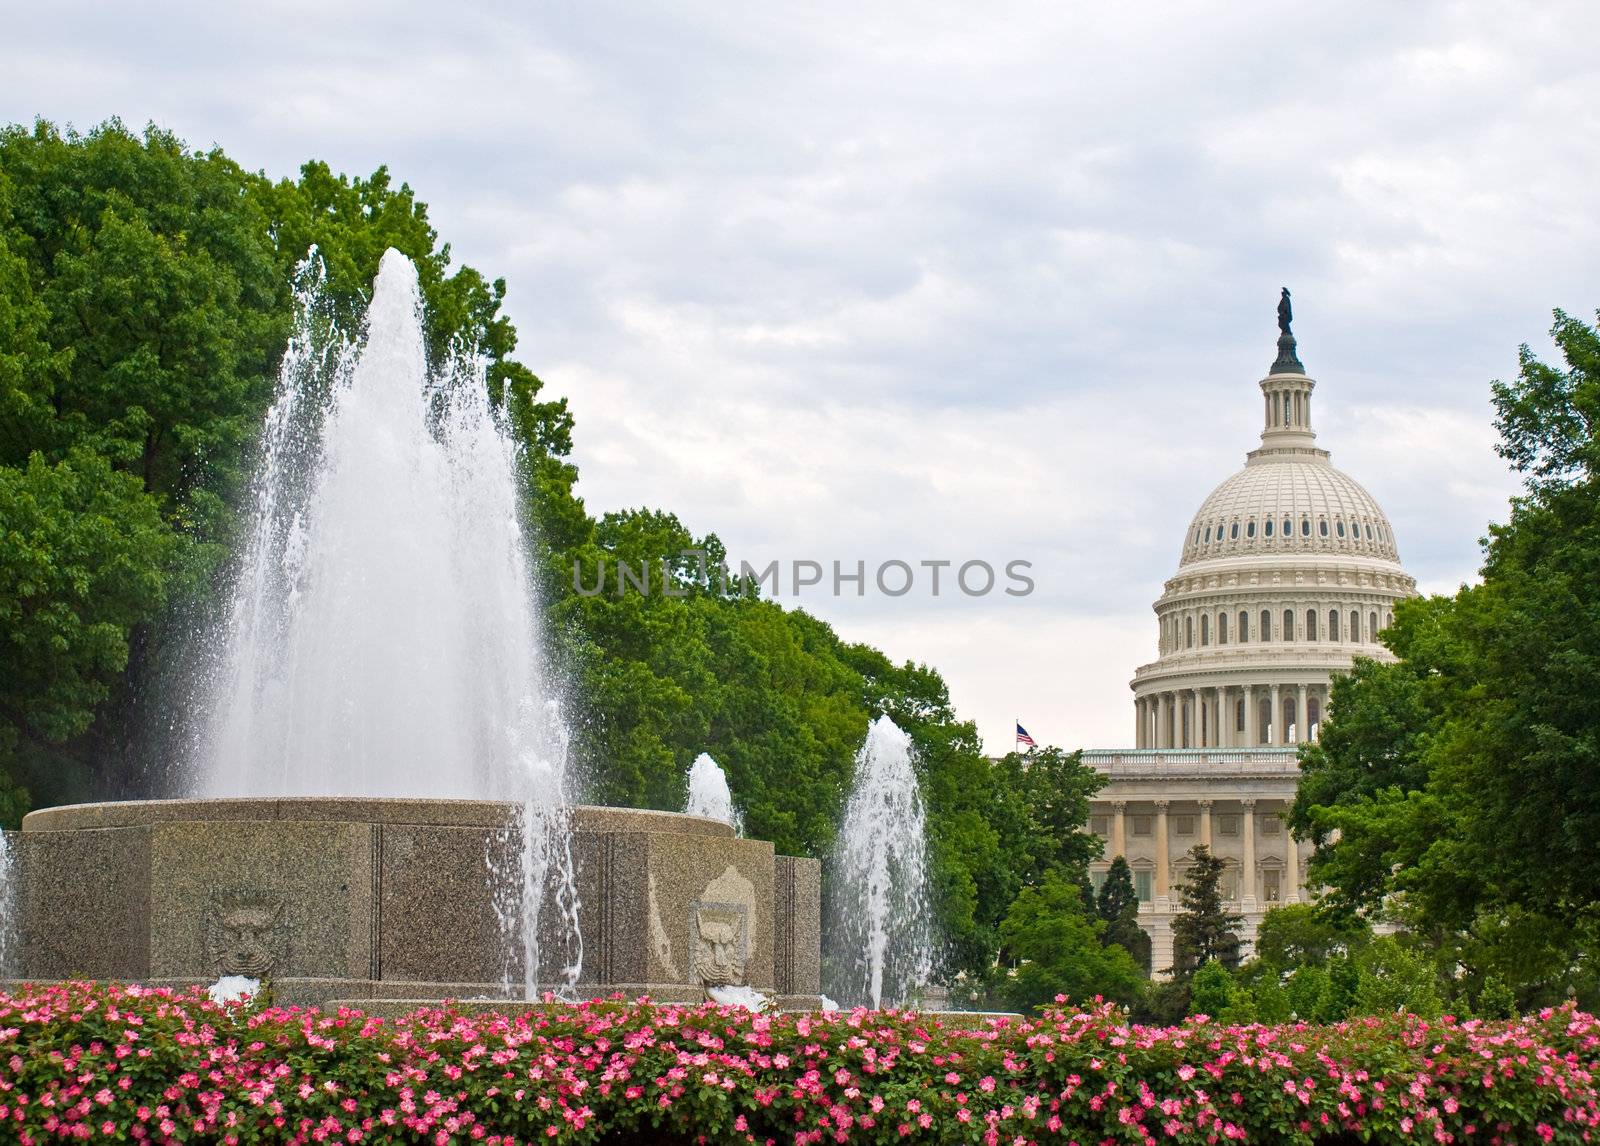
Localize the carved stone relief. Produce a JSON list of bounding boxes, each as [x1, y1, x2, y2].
[[690, 901, 748, 986], [205, 889, 288, 978]]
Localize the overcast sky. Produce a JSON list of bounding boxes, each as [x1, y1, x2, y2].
[[6, 1, 1596, 752]]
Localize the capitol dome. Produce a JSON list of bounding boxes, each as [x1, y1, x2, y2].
[[1129, 305, 1416, 749], [1180, 460, 1399, 567]]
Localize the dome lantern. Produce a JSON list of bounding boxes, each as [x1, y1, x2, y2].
[[1254, 289, 1323, 462]]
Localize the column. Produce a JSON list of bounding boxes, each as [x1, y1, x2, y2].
[[1110, 800, 1127, 859], [1155, 799, 1171, 908], [1134, 698, 1145, 748], [1283, 807, 1301, 904], [1216, 686, 1228, 749], [1154, 694, 1165, 748], [1269, 683, 1282, 746], [1198, 798, 1213, 849], [1296, 684, 1308, 745], [1241, 798, 1257, 909], [1244, 687, 1256, 748]]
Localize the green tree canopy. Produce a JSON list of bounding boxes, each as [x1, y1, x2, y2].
[[1294, 308, 1600, 1010], [1169, 845, 1242, 975], [1251, 903, 1370, 972], [996, 870, 1145, 1012]]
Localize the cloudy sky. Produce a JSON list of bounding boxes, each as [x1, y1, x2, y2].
[[6, 1, 1596, 752]]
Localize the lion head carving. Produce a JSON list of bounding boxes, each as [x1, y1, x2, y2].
[[205, 890, 288, 979], [692, 902, 748, 987]]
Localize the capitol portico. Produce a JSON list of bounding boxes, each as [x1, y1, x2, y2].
[[1084, 295, 1417, 973]]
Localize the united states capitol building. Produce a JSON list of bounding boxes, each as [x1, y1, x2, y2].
[[1081, 298, 1416, 972]]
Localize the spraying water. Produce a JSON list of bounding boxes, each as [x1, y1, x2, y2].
[[685, 753, 741, 832], [826, 715, 934, 1009], [190, 250, 579, 995], [0, 831, 14, 977]]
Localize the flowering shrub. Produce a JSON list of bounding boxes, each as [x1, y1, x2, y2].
[[1, 982, 1597, 1144]]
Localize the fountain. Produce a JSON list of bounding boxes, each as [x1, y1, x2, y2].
[[4, 251, 820, 1009], [826, 715, 934, 1009], [685, 754, 741, 832]]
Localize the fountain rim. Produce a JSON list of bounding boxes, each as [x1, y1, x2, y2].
[[21, 796, 738, 838]]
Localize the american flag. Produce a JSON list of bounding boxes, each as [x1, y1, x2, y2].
[[1015, 722, 1036, 749]]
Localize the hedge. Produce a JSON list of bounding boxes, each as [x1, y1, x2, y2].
[[1, 982, 1597, 1143]]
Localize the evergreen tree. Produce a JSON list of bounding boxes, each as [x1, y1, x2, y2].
[[1096, 856, 1152, 974], [1169, 845, 1243, 975]]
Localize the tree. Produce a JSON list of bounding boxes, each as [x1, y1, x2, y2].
[[997, 871, 1145, 1012], [1294, 309, 1600, 1008], [1097, 856, 1152, 973], [1189, 958, 1248, 1021], [1351, 936, 1444, 1019], [0, 450, 178, 811], [1169, 845, 1242, 975], [1251, 903, 1370, 972]]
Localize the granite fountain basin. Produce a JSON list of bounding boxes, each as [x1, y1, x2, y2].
[[9, 797, 820, 1009]]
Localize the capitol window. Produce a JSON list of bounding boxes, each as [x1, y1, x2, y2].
[[1186, 617, 1194, 647], [1283, 609, 1294, 640], [1370, 610, 1379, 637], [1306, 609, 1318, 640], [1260, 610, 1271, 640], [1132, 815, 1153, 836], [1230, 521, 1239, 539], [1204, 525, 1212, 542], [1218, 814, 1240, 836], [1262, 869, 1282, 903], [1134, 870, 1153, 902], [1239, 610, 1249, 640], [1282, 516, 1292, 536], [1174, 814, 1195, 835], [1366, 523, 1374, 540], [1090, 815, 1109, 836], [1301, 517, 1311, 536], [1200, 615, 1210, 645], [1246, 519, 1256, 538], [1264, 518, 1274, 537], [1330, 610, 1341, 640], [1350, 612, 1361, 642], [1218, 613, 1228, 643], [1319, 519, 1329, 537], [1261, 814, 1282, 835], [1336, 520, 1346, 538]]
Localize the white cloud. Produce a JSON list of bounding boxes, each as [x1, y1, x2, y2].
[[4, 0, 1594, 753]]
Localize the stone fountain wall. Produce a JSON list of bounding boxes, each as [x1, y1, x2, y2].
[[9, 799, 820, 1009]]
